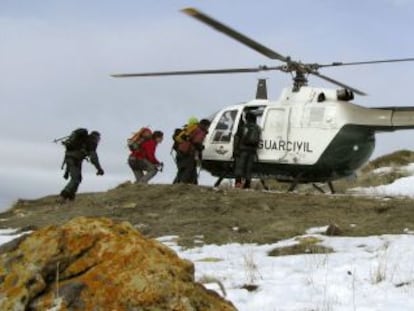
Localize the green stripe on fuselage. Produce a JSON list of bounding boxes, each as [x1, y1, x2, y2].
[[202, 125, 375, 183]]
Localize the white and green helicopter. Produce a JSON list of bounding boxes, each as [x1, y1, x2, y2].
[[113, 8, 414, 193]]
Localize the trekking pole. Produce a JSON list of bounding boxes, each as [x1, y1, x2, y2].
[[52, 136, 69, 144], [61, 157, 66, 170], [170, 148, 177, 164], [196, 157, 203, 178]]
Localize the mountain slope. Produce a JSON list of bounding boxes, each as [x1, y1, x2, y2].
[[1, 181, 414, 247]]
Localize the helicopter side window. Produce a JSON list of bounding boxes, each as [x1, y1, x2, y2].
[[212, 109, 238, 143]]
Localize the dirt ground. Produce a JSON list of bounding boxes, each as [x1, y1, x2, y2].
[[1, 182, 414, 248]]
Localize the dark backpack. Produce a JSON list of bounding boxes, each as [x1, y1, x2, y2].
[[62, 128, 89, 151], [172, 128, 183, 151], [242, 123, 261, 147]]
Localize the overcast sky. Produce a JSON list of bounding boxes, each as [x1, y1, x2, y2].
[[1, 0, 414, 211]]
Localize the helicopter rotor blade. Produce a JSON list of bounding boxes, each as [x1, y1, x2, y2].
[[182, 7, 289, 62], [310, 71, 367, 96], [315, 58, 414, 69], [111, 66, 281, 78]]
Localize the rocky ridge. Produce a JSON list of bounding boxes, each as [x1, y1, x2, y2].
[[0, 217, 236, 311]]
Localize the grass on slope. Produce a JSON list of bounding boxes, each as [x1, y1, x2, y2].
[[1, 183, 414, 248]]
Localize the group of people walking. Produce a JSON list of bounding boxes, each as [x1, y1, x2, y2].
[[58, 112, 261, 202], [126, 117, 211, 185]]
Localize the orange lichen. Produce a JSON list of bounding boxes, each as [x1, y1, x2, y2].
[[0, 217, 236, 311]]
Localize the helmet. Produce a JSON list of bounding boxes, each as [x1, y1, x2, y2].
[[187, 117, 199, 125]]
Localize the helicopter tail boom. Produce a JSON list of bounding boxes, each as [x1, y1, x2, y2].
[[359, 106, 414, 132]]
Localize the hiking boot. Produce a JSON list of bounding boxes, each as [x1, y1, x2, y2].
[[56, 195, 73, 205], [59, 190, 75, 202], [56, 196, 67, 204], [243, 182, 251, 189]]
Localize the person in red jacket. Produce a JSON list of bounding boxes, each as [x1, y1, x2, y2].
[[128, 131, 163, 183]]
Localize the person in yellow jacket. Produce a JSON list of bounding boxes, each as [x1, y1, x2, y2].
[[173, 117, 210, 184]]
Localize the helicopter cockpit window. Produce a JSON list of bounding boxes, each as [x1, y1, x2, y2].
[[212, 109, 238, 143]]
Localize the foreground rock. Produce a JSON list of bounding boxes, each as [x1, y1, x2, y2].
[[0, 217, 236, 311]]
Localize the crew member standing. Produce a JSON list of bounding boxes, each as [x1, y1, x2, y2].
[[234, 112, 261, 189], [175, 119, 210, 184], [128, 130, 164, 183], [60, 130, 104, 201]]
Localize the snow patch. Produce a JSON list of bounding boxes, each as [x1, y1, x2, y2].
[[306, 225, 329, 234], [372, 166, 394, 175], [354, 162, 414, 198], [356, 175, 414, 198], [0, 229, 24, 246], [170, 234, 414, 311]]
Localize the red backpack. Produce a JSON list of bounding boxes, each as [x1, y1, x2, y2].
[[127, 127, 152, 151]]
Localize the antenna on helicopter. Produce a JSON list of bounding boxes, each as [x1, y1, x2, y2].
[[256, 79, 267, 100]]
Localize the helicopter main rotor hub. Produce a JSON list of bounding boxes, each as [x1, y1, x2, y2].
[[292, 71, 308, 92]]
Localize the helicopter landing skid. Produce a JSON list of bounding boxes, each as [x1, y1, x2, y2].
[[312, 182, 336, 194], [214, 176, 225, 188], [287, 181, 299, 193], [259, 178, 269, 191], [287, 174, 302, 193], [214, 174, 269, 190]]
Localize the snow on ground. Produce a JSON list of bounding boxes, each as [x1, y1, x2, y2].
[[354, 174, 414, 198], [2, 229, 414, 310], [371, 166, 394, 175], [162, 233, 414, 311], [0, 229, 24, 246], [354, 163, 414, 198], [372, 164, 414, 176]]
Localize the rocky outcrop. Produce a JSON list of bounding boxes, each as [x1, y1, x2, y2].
[[0, 217, 236, 311], [325, 223, 342, 236]]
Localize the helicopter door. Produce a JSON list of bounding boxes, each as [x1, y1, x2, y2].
[[203, 109, 239, 161], [259, 108, 290, 162]]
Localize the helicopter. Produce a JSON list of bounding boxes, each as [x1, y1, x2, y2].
[[112, 7, 414, 193]]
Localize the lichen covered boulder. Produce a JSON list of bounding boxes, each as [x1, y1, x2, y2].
[[0, 217, 236, 310]]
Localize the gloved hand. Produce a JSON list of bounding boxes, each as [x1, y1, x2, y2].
[[96, 168, 105, 176]]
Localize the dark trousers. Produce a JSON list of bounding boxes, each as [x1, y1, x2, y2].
[[234, 150, 256, 188], [174, 152, 198, 184], [61, 157, 83, 200], [128, 157, 158, 183]]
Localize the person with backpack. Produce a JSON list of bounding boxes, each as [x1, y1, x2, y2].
[[233, 112, 261, 189], [128, 130, 164, 183], [173, 118, 211, 184], [59, 129, 104, 201]]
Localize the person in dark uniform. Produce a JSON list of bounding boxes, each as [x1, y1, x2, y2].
[[60, 130, 104, 201], [234, 112, 261, 189], [175, 119, 211, 184]]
